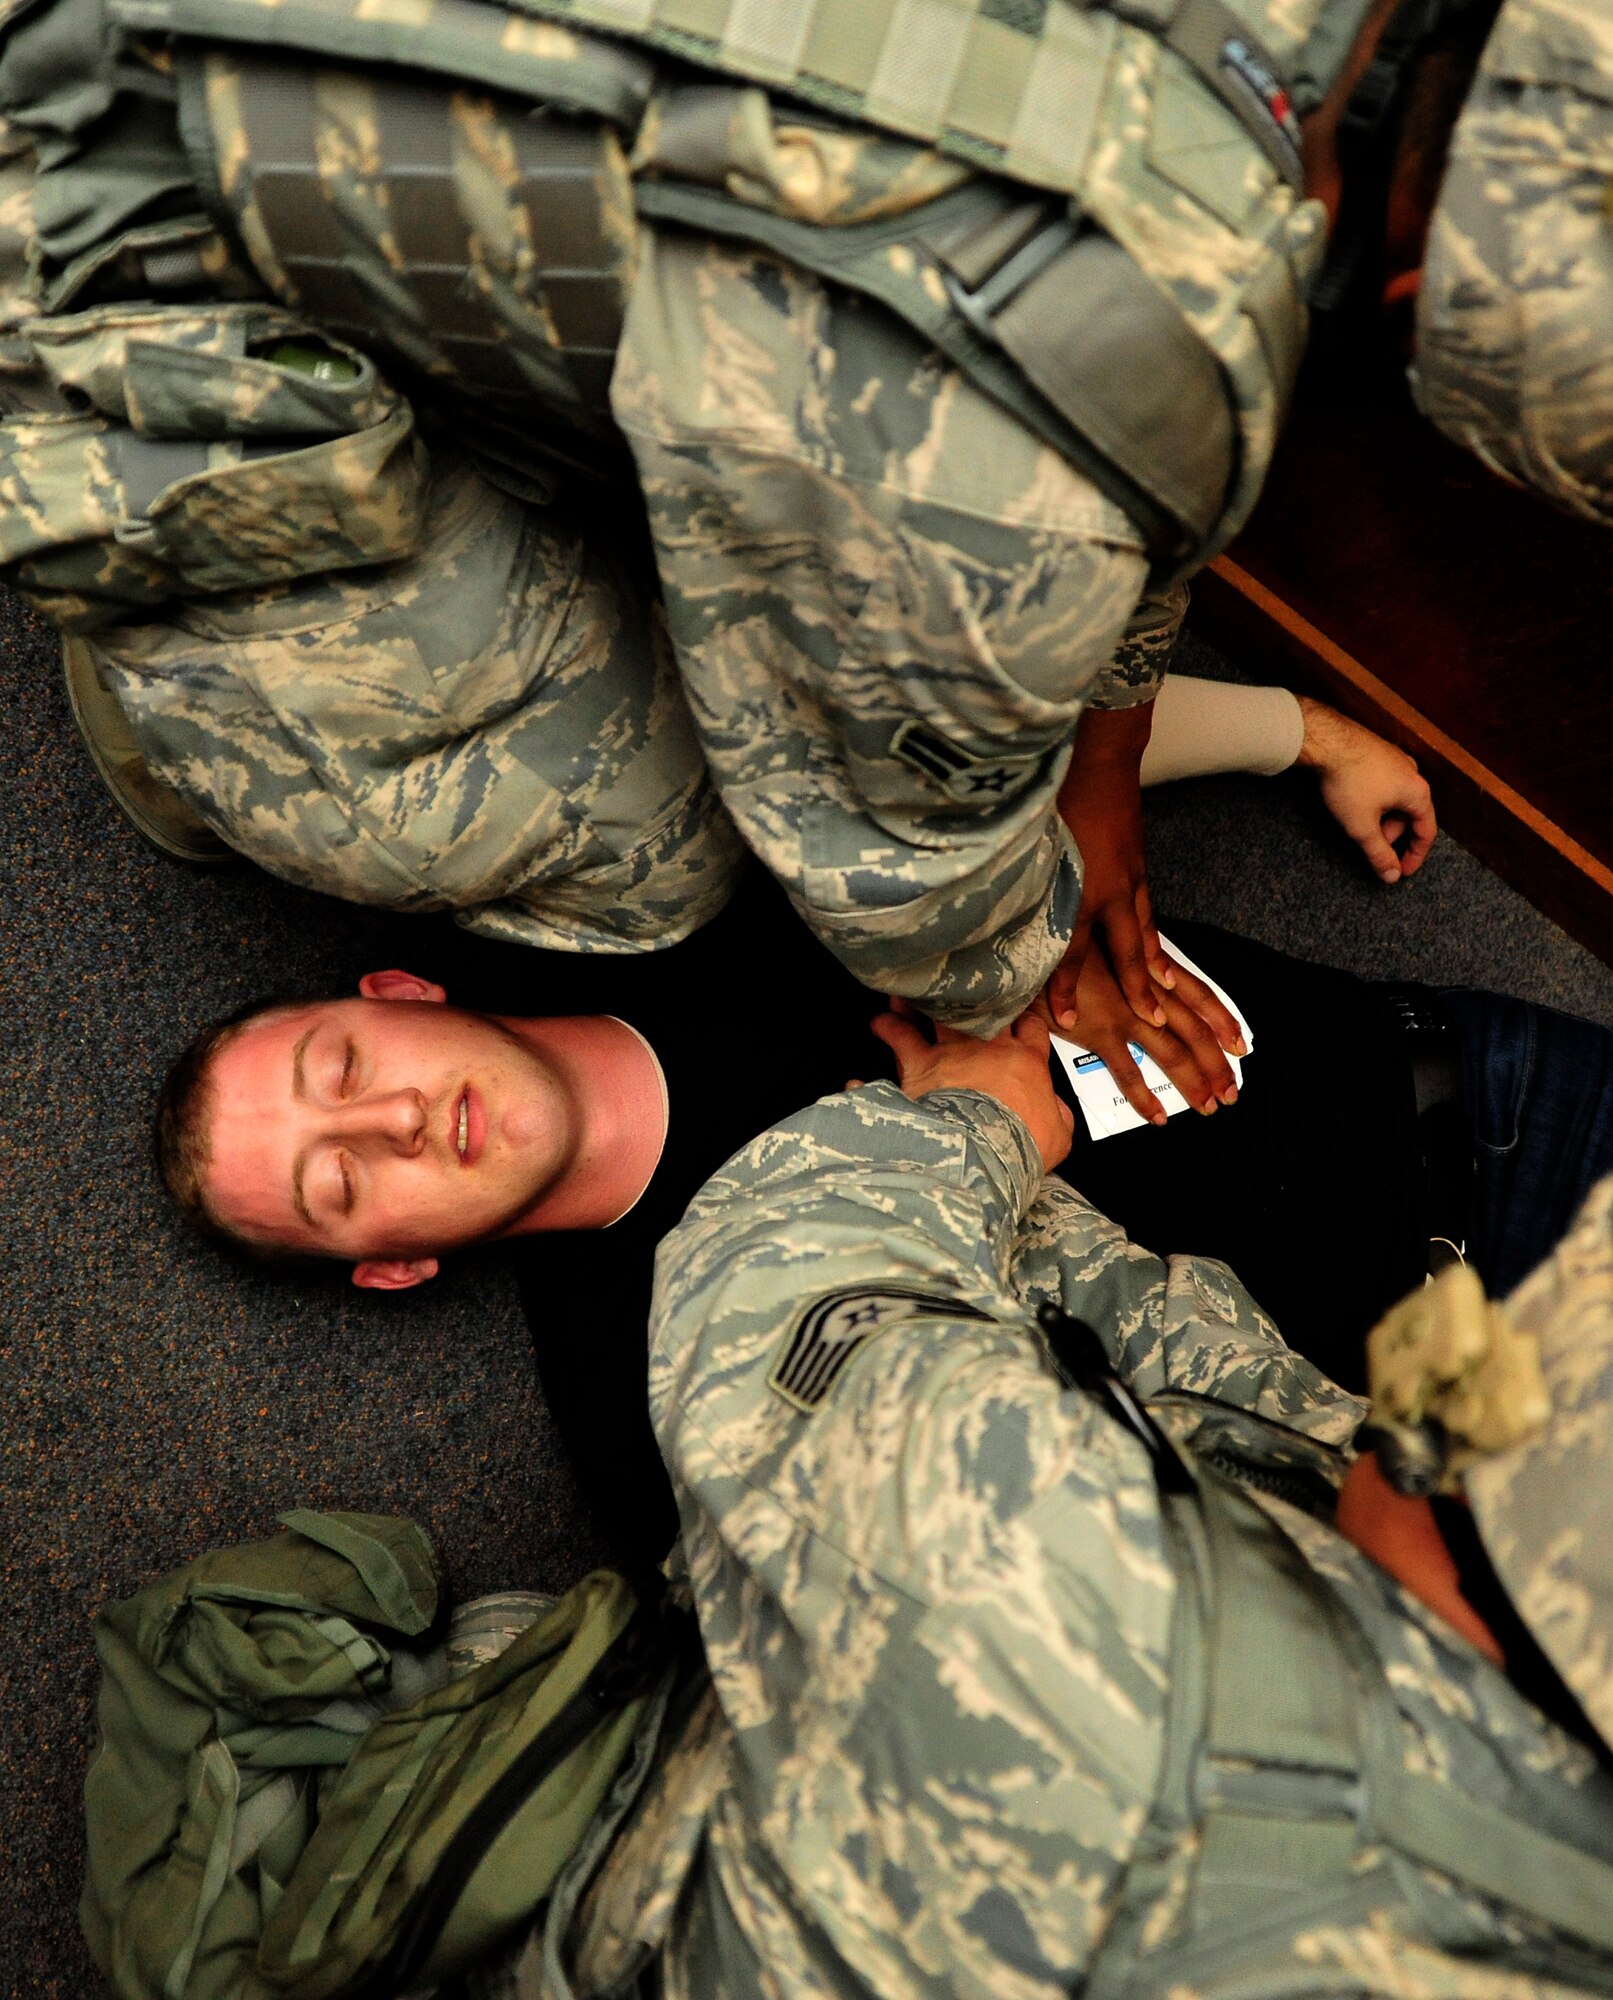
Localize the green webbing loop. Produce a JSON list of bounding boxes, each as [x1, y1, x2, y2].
[[1193, 1476, 1613, 1955], [278, 1510, 432, 1635]]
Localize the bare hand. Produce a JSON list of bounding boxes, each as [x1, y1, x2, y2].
[[1296, 697, 1436, 884], [1055, 707, 1174, 1027], [1044, 940, 1243, 1126], [870, 1002, 1074, 1172]]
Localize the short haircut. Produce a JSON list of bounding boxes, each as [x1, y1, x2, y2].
[[153, 997, 334, 1275]]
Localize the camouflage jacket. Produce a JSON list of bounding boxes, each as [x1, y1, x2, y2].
[[1414, 0, 1613, 529], [95, 451, 744, 953], [523, 1085, 1613, 1999]]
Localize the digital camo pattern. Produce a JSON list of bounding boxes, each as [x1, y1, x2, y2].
[[0, 118, 51, 414], [1414, 0, 1613, 527], [6, 0, 1342, 1013], [0, 301, 427, 628], [1468, 1170, 1613, 1755], [187, 40, 1178, 1027], [541, 1083, 1613, 1998], [98, 453, 743, 952], [614, 217, 1160, 1033]]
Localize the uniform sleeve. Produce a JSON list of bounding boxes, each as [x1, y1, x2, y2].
[[1008, 1176, 1364, 1453], [646, 1083, 1179, 1997], [1083, 578, 1188, 710]]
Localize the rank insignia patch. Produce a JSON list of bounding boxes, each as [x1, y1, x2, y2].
[[769, 1287, 991, 1411], [891, 721, 1037, 805]]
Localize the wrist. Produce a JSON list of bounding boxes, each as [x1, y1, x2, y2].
[[1071, 700, 1153, 771], [1294, 694, 1339, 771]]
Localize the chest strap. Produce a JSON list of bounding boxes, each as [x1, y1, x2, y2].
[[1145, 1476, 1613, 1981]]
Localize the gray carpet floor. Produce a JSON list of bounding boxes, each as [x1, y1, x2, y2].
[[5, 590, 1612, 1999]]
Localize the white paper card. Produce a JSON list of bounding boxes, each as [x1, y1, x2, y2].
[[1051, 934, 1254, 1141]]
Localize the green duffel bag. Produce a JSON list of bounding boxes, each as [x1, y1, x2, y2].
[[83, 1510, 687, 2000]]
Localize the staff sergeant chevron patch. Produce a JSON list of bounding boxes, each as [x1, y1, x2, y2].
[[769, 1287, 992, 1411]]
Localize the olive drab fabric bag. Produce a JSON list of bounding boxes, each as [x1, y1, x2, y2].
[[82, 1511, 678, 2000]]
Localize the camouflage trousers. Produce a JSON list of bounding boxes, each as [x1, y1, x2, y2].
[[1414, 0, 1613, 529], [614, 227, 1174, 1034]]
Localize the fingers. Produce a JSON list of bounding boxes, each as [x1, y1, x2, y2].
[[1136, 994, 1237, 1112], [869, 1010, 931, 1069], [1048, 954, 1081, 1033], [1101, 898, 1169, 1029], [1163, 958, 1246, 1062], [1396, 785, 1437, 878], [1136, 880, 1174, 991], [1351, 814, 1410, 885], [1088, 1026, 1167, 1126]]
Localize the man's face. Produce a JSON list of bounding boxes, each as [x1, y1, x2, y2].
[[200, 982, 576, 1280]]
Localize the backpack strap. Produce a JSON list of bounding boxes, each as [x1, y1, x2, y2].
[[337, 1590, 696, 2000], [1093, 1471, 1613, 1997]]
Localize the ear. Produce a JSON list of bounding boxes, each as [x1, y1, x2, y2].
[[351, 1256, 440, 1291], [358, 969, 447, 1005]]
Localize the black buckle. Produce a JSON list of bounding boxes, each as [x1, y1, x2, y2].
[[942, 215, 1082, 344]]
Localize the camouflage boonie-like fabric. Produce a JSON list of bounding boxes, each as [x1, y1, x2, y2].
[[1414, 0, 1613, 527], [1469, 1169, 1613, 1752], [0, 299, 428, 629], [99, 452, 743, 952], [526, 1083, 1613, 1998]]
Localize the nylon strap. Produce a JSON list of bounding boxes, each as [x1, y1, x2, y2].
[[278, 1510, 433, 1634], [1194, 1476, 1613, 1955], [634, 174, 1214, 567], [209, 52, 627, 422], [111, 0, 658, 127]]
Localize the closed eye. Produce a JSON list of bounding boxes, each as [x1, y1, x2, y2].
[[339, 1153, 355, 1214]]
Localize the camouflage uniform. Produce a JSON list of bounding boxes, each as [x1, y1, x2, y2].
[[525, 1083, 1613, 1998], [1414, 0, 1613, 528], [0, 0, 1336, 1027], [97, 451, 743, 952], [0, 120, 740, 950]]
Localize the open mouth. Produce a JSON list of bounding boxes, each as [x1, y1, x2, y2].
[[454, 1084, 485, 1166]]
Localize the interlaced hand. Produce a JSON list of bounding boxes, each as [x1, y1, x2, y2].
[[867, 1000, 1074, 1172]]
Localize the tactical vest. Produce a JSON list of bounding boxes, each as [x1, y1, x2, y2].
[[1091, 1469, 1613, 1995], [76, 0, 1380, 579], [550, 1427, 1613, 1997]]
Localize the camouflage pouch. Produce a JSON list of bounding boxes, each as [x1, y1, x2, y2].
[[0, 300, 427, 627]]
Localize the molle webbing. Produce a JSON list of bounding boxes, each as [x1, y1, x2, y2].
[[637, 172, 1235, 567], [434, 0, 1312, 194], [1098, 1476, 1613, 1993], [181, 48, 632, 431]]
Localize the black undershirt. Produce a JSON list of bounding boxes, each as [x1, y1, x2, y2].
[[462, 865, 1426, 1567]]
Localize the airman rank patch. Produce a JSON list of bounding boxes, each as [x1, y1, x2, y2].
[[891, 721, 1038, 805], [769, 1287, 991, 1412]]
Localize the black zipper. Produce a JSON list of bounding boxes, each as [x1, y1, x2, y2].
[[337, 1598, 677, 2000]]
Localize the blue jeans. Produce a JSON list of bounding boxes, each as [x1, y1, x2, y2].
[[1443, 987, 1613, 1298]]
